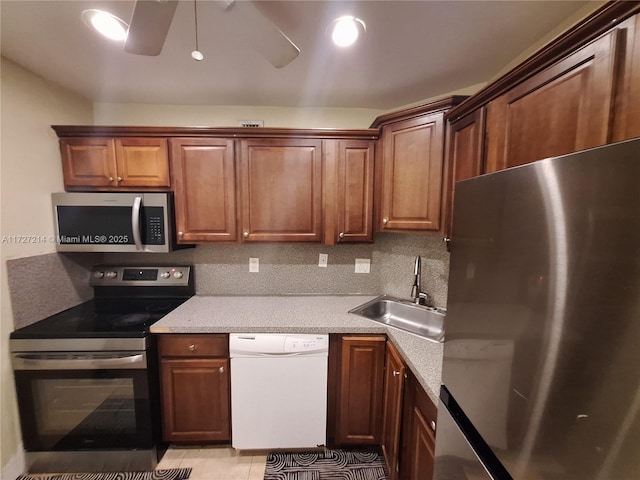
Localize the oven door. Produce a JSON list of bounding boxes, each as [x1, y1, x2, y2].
[[13, 352, 155, 451]]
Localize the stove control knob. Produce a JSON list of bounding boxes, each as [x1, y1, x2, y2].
[[93, 271, 104, 279], [105, 271, 117, 279], [173, 271, 184, 279], [160, 272, 171, 279]]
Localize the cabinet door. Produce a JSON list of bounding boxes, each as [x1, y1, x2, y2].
[[485, 30, 620, 172], [381, 341, 406, 480], [401, 374, 437, 480], [60, 137, 118, 188], [240, 139, 322, 242], [326, 139, 374, 243], [115, 138, 170, 188], [380, 112, 445, 232], [443, 109, 485, 240], [170, 138, 237, 242], [612, 14, 640, 141], [335, 336, 386, 445], [160, 358, 230, 442]]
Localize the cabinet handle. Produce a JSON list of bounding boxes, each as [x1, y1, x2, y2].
[[178, 231, 184, 236], [219, 366, 225, 373], [108, 177, 115, 182], [188, 344, 196, 351], [339, 232, 345, 239], [117, 176, 123, 182], [243, 232, 249, 238], [430, 420, 436, 431], [392, 370, 400, 377], [382, 218, 388, 225]]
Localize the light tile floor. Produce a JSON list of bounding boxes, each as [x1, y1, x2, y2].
[[157, 446, 267, 480]]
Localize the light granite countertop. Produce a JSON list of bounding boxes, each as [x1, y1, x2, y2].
[[151, 295, 443, 404]]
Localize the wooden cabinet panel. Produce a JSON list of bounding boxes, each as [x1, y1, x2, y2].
[[60, 137, 117, 188], [240, 139, 322, 242], [612, 14, 640, 141], [400, 373, 437, 480], [170, 138, 237, 242], [160, 358, 230, 442], [324, 140, 374, 244], [443, 109, 485, 240], [159, 334, 228, 357], [60, 137, 170, 190], [485, 30, 620, 172], [335, 335, 386, 445], [115, 138, 170, 187], [379, 113, 445, 232], [381, 341, 406, 480]]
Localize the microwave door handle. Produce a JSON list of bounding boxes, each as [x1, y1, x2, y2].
[[131, 195, 144, 251]]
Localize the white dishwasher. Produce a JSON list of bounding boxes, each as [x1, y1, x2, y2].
[[229, 333, 329, 449]]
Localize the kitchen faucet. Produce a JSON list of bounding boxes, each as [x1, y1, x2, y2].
[[410, 256, 430, 306]]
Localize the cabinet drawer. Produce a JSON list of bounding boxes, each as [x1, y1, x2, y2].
[[159, 334, 228, 357]]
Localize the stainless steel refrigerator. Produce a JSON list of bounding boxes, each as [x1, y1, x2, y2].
[[434, 138, 640, 480]]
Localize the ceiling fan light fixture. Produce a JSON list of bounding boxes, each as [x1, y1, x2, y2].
[[330, 15, 365, 48], [191, 50, 204, 61], [81, 9, 128, 41]]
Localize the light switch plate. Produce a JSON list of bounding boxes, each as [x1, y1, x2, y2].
[[318, 253, 328, 268], [249, 257, 259, 273], [355, 258, 371, 274]]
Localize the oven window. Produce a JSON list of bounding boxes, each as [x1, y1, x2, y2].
[[15, 369, 155, 451], [33, 378, 136, 440]]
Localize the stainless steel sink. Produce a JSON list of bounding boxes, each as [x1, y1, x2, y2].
[[349, 295, 445, 342]]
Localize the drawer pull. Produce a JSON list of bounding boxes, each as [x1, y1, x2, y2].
[[188, 344, 196, 351], [219, 366, 225, 373], [392, 370, 401, 377]]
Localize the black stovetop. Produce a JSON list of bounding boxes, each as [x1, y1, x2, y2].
[[10, 296, 189, 339]]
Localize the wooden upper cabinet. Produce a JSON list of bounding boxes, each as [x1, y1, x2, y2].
[[443, 108, 485, 240], [485, 29, 620, 172], [378, 111, 445, 232], [381, 341, 406, 480], [612, 13, 640, 142], [239, 138, 322, 242], [170, 138, 237, 243], [324, 139, 375, 244], [60, 137, 170, 190], [60, 137, 117, 188]]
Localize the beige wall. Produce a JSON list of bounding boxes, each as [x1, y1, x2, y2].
[[93, 103, 386, 129], [0, 57, 93, 476]]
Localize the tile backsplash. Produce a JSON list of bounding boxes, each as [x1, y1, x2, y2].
[[7, 233, 450, 329]]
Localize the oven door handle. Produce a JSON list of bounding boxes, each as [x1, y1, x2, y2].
[[12, 353, 146, 370], [131, 195, 144, 251]]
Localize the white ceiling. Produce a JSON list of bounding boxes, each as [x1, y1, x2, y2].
[[1, 1, 592, 110]]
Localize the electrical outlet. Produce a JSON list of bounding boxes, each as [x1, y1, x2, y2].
[[355, 258, 371, 274], [318, 253, 328, 268], [249, 257, 259, 273]]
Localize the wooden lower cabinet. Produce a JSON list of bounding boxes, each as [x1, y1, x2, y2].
[[329, 335, 386, 446], [158, 334, 230, 443], [400, 372, 438, 480], [381, 341, 406, 480]]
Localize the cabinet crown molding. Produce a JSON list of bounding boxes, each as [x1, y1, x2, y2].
[[51, 125, 379, 140], [369, 96, 468, 128]]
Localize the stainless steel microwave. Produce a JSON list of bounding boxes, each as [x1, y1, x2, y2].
[[52, 192, 185, 253]]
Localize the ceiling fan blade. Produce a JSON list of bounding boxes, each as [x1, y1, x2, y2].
[[125, 0, 178, 56], [217, 1, 300, 68]]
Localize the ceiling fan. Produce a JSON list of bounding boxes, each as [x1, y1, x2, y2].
[[123, 0, 300, 68]]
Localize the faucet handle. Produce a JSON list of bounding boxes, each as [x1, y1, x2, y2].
[[418, 292, 431, 306]]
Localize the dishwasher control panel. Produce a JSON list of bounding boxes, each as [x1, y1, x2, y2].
[[229, 334, 329, 357]]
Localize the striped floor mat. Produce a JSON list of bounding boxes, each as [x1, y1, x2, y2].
[[15, 468, 191, 480], [264, 449, 387, 479]]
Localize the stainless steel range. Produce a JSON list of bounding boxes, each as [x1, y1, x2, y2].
[[10, 265, 194, 473]]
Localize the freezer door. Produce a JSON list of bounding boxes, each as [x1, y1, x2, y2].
[[443, 138, 640, 479]]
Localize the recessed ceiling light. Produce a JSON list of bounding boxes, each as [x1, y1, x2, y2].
[[81, 9, 129, 41], [329, 16, 366, 48]]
